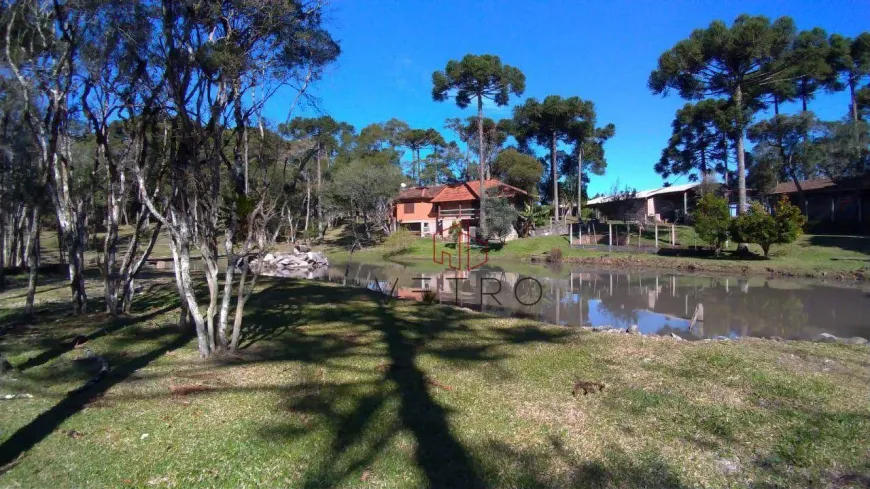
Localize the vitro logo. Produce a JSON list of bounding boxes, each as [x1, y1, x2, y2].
[[432, 221, 489, 271]]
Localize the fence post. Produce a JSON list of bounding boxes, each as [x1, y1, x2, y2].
[[608, 223, 612, 249], [578, 220, 582, 246], [671, 224, 676, 246], [655, 224, 659, 250]]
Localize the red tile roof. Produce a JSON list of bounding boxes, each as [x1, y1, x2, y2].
[[770, 176, 870, 194], [429, 179, 527, 203], [395, 184, 446, 202]]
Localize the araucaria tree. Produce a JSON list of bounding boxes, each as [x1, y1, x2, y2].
[[513, 96, 612, 222], [649, 14, 797, 213], [432, 54, 525, 237], [656, 100, 733, 184]]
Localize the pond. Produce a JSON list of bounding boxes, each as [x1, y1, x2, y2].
[[317, 258, 870, 340]]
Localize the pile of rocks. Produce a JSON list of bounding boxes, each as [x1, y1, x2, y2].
[[248, 246, 329, 278]]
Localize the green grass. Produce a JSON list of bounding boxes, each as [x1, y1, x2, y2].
[[2, 274, 869, 488], [323, 225, 870, 279]]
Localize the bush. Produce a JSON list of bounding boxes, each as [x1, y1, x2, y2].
[[382, 227, 418, 257], [547, 247, 563, 263], [773, 197, 806, 247], [692, 193, 731, 255], [732, 198, 806, 258], [483, 189, 520, 242]]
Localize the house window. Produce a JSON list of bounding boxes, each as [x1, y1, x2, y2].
[[404, 202, 414, 214], [422, 222, 430, 233]]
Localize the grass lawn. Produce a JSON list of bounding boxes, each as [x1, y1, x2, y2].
[[1, 273, 869, 488], [325, 226, 870, 280]]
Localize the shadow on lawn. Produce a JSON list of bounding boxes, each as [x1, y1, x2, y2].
[[0, 323, 191, 473], [241, 280, 556, 488], [238, 280, 695, 488], [809, 234, 870, 256]]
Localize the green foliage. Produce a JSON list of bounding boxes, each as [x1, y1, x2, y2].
[[748, 113, 822, 183], [512, 95, 614, 220], [656, 100, 734, 182], [492, 148, 543, 195], [382, 227, 417, 257], [483, 190, 519, 242], [692, 193, 732, 254], [773, 197, 807, 248], [732, 199, 806, 258], [431, 54, 526, 109], [732, 203, 778, 258]]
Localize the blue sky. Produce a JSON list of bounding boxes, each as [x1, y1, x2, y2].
[[262, 0, 870, 197]]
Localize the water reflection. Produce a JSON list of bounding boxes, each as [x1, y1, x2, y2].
[[322, 260, 870, 340]]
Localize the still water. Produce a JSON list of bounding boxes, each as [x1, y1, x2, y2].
[[319, 259, 870, 340]]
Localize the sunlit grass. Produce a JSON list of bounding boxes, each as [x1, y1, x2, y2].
[[1, 275, 868, 488]]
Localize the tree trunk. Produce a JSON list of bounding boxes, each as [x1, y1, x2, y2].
[[735, 85, 748, 214], [849, 75, 858, 123], [577, 148, 583, 221], [551, 132, 559, 223], [477, 97, 487, 237], [317, 144, 323, 235], [0, 213, 5, 291], [171, 231, 210, 357], [23, 206, 40, 319]]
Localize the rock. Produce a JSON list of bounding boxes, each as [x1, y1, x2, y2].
[[295, 244, 311, 253], [627, 324, 640, 335], [843, 337, 868, 345], [592, 326, 612, 332], [813, 333, 839, 343], [715, 458, 740, 475], [766, 335, 785, 342], [264, 253, 275, 263], [712, 335, 730, 341], [0, 355, 13, 375], [669, 332, 684, 341], [503, 225, 519, 242]]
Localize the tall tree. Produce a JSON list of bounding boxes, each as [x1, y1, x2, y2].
[[513, 96, 610, 222], [828, 33, 870, 122], [432, 54, 525, 236], [655, 100, 733, 183], [748, 112, 821, 208], [649, 14, 797, 213], [567, 105, 615, 220], [397, 127, 444, 184], [280, 116, 353, 234], [791, 28, 835, 112]]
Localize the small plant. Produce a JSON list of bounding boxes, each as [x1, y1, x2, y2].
[[382, 227, 417, 257], [547, 247, 563, 263], [421, 289, 438, 305], [692, 193, 731, 255]]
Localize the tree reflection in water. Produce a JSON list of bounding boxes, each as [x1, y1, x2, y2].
[[327, 261, 869, 340]]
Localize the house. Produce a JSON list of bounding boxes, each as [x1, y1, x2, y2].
[[393, 179, 528, 237], [586, 182, 701, 223], [769, 176, 870, 229]]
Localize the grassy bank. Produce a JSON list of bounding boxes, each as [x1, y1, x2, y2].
[[325, 230, 870, 280], [2, 274, 869, 488]]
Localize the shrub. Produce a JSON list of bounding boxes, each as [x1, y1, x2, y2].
[[382, 227, 418, 257], [732, 198, 806, 258], [547, 247, 563, 263], [421, 289, 437, 305], [692, 193, 731, 255], [483, 189, 519, 242], [732, 202, 777, 258], [773, 197, 806, 247]]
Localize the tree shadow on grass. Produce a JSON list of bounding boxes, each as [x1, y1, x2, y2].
[[808, 235, 870, 256], [0, 324, 192, 472], [238, 279, 573, 488]]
